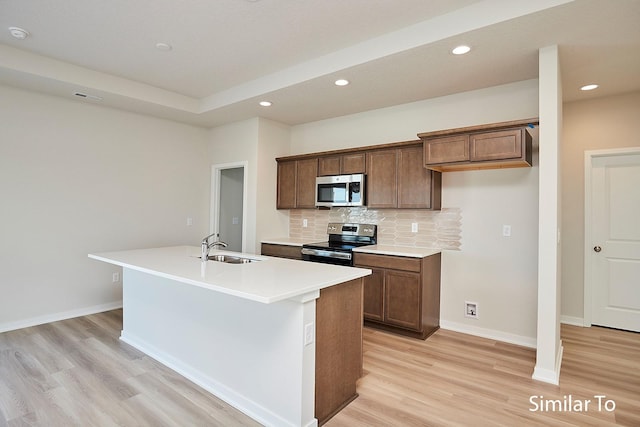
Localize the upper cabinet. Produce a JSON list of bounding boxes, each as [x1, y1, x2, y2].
[[419, 118, 537, 172], [318, 153, 366, 176], [398, 145, 441, 210], [277, 158, 317, 209], [276, 141, 443, 210], [366, 149, 398, 208], [366, 144, 441, 210]]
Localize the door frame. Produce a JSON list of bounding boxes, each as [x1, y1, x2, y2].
[[583, 147, 640, 326], [211, 161, 248, 253]]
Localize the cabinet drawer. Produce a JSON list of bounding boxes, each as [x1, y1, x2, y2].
[[423, 134, 469, 165], [470, 129, 522, 161], [261, 243, 302, 260], [354, 253, 421, 272]]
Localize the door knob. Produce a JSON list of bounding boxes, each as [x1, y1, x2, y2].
[[594, 246, 602, 253]]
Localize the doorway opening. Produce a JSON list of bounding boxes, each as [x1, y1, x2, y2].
[[211, 162, 248, 253]]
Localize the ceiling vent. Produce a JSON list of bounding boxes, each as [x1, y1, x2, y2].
[[74, 92, 103, 101]]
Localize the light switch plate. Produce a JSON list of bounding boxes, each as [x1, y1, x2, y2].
[[304, 322, 314, 346]]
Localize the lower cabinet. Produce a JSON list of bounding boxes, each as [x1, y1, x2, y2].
[[355, 252, 441, 339], [315, 278, 363, 426], [260, 243, 302, 260]]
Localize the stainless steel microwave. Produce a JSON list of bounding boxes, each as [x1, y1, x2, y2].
[[315, 174, 365, 207]]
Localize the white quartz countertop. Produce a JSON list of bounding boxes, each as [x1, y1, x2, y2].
[[89, 246, 370, 304], [353, 245, 441, 258], [261, 237, 308, 246]]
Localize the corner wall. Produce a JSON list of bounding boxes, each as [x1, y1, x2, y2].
[[208, 117, 290, 253], [561, 90, 640, 324], [0, 84, 210, 332]]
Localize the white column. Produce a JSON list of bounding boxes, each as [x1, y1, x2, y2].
[[533, 45, 563, 384]]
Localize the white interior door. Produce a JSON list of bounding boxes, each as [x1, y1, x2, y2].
[[587, 149, 640, 332]]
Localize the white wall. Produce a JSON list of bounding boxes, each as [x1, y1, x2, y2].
[[290, 80, 540, 344], [209, 118, 259, 252], [256, 119, 291, 245], [208, 117, 290, 253], [561, 91, 640, 323], [0, 85, 210, 332]]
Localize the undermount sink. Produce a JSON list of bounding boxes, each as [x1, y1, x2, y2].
[[206, 254, 256, 264]]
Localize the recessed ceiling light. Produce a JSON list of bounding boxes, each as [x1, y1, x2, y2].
[[8, 26, 30, 40], [155, 42, 172, 52], [335, 79, 350, 86], [259, 101, 272, 107], [452, 45, 471, 55], [580, 84, 599, 91]]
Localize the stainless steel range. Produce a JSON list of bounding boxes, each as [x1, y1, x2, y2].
[[301, 223, 377, 266]]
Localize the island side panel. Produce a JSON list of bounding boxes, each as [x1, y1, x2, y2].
[[315, 277, 364, 425], [120, 268, 316, 427]]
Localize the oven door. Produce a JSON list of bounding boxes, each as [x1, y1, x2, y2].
[[301, 248, 353, 266]]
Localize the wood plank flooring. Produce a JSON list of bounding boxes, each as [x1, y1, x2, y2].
[[327, 325, 640, 427], [1, 310, 638, 426], [0, 310, 260, 427]]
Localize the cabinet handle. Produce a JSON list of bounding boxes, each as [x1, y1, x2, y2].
[[593, 246, 602, 253]]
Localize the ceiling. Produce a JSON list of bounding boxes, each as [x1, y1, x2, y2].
[[1, 0, 639, 128]]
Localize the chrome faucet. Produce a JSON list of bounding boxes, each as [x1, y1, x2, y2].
[[201, 233, 227, 260]]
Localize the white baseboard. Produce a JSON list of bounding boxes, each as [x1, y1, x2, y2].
[[560, 315, 585, 326], [0, 301, 123, 333], [440, 320, 537, 348], [532, 341, 564, 385]]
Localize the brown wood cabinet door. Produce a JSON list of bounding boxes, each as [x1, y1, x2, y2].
[[295, 158, 318, 208], [276, 160, 296, 209], [366, 149, 397, 208], [362, 267, 384, 321], [318, 156, 341, 176], [341, 153, 366, 174], [423, 134, 469, 165], [398, 145, 434, 209], [470, 129, 522, 161], [384, 270, 422, 331], [260, 243, 302, 260]]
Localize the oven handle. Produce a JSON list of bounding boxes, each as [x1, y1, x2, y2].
[[301, 248, 352, 260]]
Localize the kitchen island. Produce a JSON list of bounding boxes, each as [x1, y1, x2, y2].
[[88, 246, 371, 427]]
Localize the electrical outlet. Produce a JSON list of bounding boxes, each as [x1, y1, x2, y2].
[[502, 225, 511, 237], [187, 217, 193, 226], [465, 301, 478, 319], [304, 322, 314, 346], [411, 222, 418, 233], [303, 219, 308, 228], [112, 272, 120, 283]]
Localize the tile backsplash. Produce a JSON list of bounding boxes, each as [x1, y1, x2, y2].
[[289, 207, 461, 250]]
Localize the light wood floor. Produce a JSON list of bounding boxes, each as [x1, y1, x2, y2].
[[328, 324, 640, 427], [0, 310, 260, 427], [1, 311, 638, 426]]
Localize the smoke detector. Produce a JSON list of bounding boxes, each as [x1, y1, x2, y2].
[[9, 27, 30, 40]]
